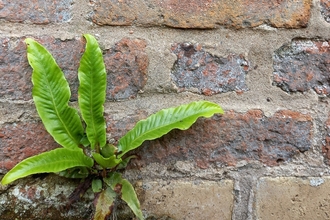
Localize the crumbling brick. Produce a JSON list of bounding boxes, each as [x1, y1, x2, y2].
[[273, 39, 330, 96], [92, 0, 312, 29], [171, 43, 249, 95]]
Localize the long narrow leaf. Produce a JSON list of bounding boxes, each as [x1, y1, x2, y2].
[[104, 173, 144, 220], [93, 187, 116, 220], [78, 34, 107, 149], [26, 38, 84, 149], [121, 179, 144, 220], [1, 148, 94, 185], [118, 101, 224, 157]]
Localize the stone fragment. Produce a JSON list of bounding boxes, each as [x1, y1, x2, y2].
[[273, 39, 330, 96], [171, 43, 249, 95]]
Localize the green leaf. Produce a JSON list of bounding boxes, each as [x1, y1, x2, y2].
[[116, 155, 137, 170], [92, 153, 122, 169], [118, 101, 224, 157], [121, 179, 144, 220], [93, 187, 117, 220], [78, 34, 107, 149], [104, 172, 144, 220], [100, 144, 117, 158], [1, 148, 94, 185], [58, 167, 89, 179], [92, 179, 103, 193], [80, 135, 90, 147], [104, 172, 122, 189], [26, 38, 84, 149]]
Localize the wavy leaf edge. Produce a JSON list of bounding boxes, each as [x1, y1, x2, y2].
[[26, 38, 84, 149], [118, 100, 223, 157], [1, 148, 93, 185], [78, 34, 107, 149]]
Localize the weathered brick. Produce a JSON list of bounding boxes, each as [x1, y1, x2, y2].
[[171, 43, 249, 95], [0, 109, 149, 172], [0, 37, 148, 101], [2, 109, 312, 172], [256, 177, 330, 219], [0, 36, 84, 101], [92, 0, 311, 29], [0, 174, 93, 219], [139, 180, 234, 219], [322, 114, 330, 164], [321, 0, 330, 22], [132, 110, 312, 168], [105, 110, 148, 140], [273, 39, 330, 96], [104, 38, 148, 101], [0, 0, 73, 24], [0, 122, 59, 172]]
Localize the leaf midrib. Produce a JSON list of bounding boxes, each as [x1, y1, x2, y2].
[[41, 65, 78, 147], [89, 66, 98, 146], [119, 106, 220, 154]]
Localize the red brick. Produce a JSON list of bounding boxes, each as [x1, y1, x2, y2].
[[0, 37, 148, 101], [0, 67, 148, 174], [0, 0, 73, 24], [105, 110, 148, 141], [0, 122, 59, 171], [171, 43, 249, 95], [0, 36, 84, 101], [130, 110, 312, 168], [92, 0, 311, 29], [273, 39, 330, 95], [0, 111, 149, 170], [321, 0, 330, 22], [104, 38, 148, 101]]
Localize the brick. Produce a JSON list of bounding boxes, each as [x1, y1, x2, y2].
[[0, 122, 59, 172], [104, 38, 148, 101], [321, 0, 330, 22], [0, 0, 73, 24], [0, 109, 150, 172], [105, 110, 148, 140], [322, 114, 330, 164], [171, 43, 249, 95], [0, 174, 93, 219], [0, 36, 84, 101], [92, 0, 311, 29], [2, 109, 311, 172], [273, 39, 330, 96], [0, 37, 148, 101], [256, 177, 330, 219], [133, 110, 312, 168], [138, 180, 234, 219]]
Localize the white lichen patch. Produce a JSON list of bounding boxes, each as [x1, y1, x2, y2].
[[309, 177, 324, 187], [12, 187, 33, 204]]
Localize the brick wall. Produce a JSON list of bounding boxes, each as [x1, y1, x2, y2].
[[1, 0, 330, 219]]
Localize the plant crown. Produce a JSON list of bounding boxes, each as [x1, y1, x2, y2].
[[1, 34, 224, 219]]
